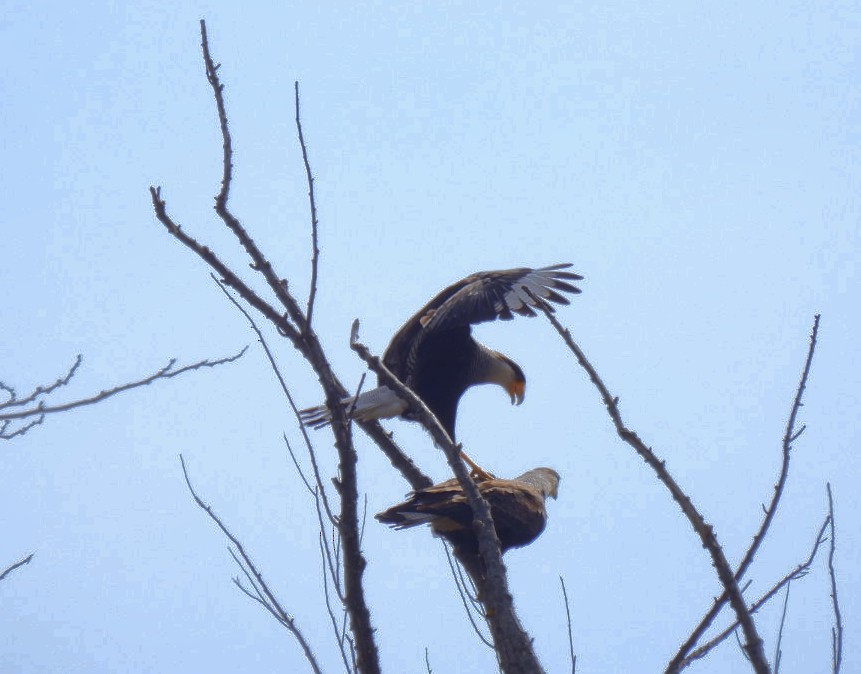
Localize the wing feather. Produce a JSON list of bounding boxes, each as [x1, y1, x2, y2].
[[383, 264, 582, 376]]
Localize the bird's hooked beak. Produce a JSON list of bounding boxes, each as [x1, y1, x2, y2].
[[507, 378, 525, 406]]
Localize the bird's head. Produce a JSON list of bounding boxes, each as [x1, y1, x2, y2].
[[521, 467, 561, 500], [488, 351, 525, 405]]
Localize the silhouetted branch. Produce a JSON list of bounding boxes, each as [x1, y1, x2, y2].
[[442, 543, 493, 649], [670, 315, 821, 672], [827, 483, 842, 674], [0, 553, 34, 582], [535, 300, 768, 673], [1, 355, 81, 408], [213, 276, 339, 527], [773, 582, 791, 673], [294, 81, 320, 326], [153, 23, 382, 672], [351, 319, 546, 674], [200, 20, 308, 335], [356, 419, 433, 491], [560, 576, 577, 674], [318, 534, 356, 673], [676, 513, 830, 671], [180, 455, 323, 674], [1, 351, 246, 439]]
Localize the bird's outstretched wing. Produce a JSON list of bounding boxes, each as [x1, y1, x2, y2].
[[383, 263, 582, 374]]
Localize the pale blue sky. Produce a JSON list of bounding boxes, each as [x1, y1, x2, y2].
[[2, 1, 858, 672]]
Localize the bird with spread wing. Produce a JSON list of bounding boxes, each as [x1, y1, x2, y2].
[[300, 264, 581, 474], [376, 467, 560, 554]]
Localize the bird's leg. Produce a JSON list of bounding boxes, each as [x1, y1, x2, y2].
[[459, 450, 496, 481]]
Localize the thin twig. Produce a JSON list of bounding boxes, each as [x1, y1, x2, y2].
[[0, 351, 246, 425], [179, 455, 323, 674], [199, 20, 308, 334], [0, 355, 82, 409], [668, 314, 820, 672], [677, 514, 830, 671], [535, 301, 768, 673], [560, 577, 577, 674], [442, 543, 493, 649], [294, 81, 320, 327], [318, 534, 354, 673], [213, 276, 339, 527], [826, 483, 842, 674], [155, 23, 382, 672], [0, 553, 34, 582], [357, 419, 433, 490], [773, 582, 791, 673]]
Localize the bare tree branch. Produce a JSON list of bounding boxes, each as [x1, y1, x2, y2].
[[0, 553, 34, 582], [152, 24, 382, 671], [356, 419, 434, 491], [179, 455, 323, 674], [669, 315, 821, 671], [199, 20, 308, 336], [213, 276, 341, 528], [1, 351, 246, 437], [350, 319, 546, 674], [773, 582, 791, 673], [1, 355, 81, 408], [442, 543, 494, 649], [294, 81, 321, 326], [676, 513, 830, 671], [318, 534, 355, 673], [827, 483, 843, 674], [535, 301, 769, 673], [560, 576, 577, 674]]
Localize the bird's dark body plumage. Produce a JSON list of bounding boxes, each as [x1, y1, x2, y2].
[[300, 264, 582, 438]]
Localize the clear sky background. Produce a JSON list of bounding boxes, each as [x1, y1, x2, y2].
[[2, 1, 858, 673]]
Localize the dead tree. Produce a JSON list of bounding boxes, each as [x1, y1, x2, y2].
[[149, 21, 842, 674]]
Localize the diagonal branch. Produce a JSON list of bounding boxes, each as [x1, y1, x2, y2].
[[350, 319, 546, 674], [536, 303, 769, 673], [180, 455, 323, 674], [560, 576, 577, 674], [0, 553, 34, 582], [676, 513, 830, 671], [668, 314, 820, 672], [294, 82, 321, 327]]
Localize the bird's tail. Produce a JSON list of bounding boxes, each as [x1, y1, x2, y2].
[[375, 505, 435, 529], [299, 386, 407, 429]]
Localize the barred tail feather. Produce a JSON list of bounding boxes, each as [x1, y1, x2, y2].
[[375, 508, 436, 529], [298, 386, 407, 429]]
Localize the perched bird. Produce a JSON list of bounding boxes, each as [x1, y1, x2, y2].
[[300, 264, 582, 440], [375, 467, 561, 555]]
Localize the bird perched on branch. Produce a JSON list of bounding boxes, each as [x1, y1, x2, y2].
[[300, 264, 582, 444], [376, 467, 561, 554]]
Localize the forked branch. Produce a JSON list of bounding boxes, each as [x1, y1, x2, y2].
[[180, 455, 323, 674], [152, 21, 382, 673], [535, 300, 769, 673], [1, 351, 245, 439], [668, 315, 821, 672]]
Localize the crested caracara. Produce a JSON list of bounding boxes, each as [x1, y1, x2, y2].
[[300, 264, 582, 439], [375, 467, 561, 554]]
